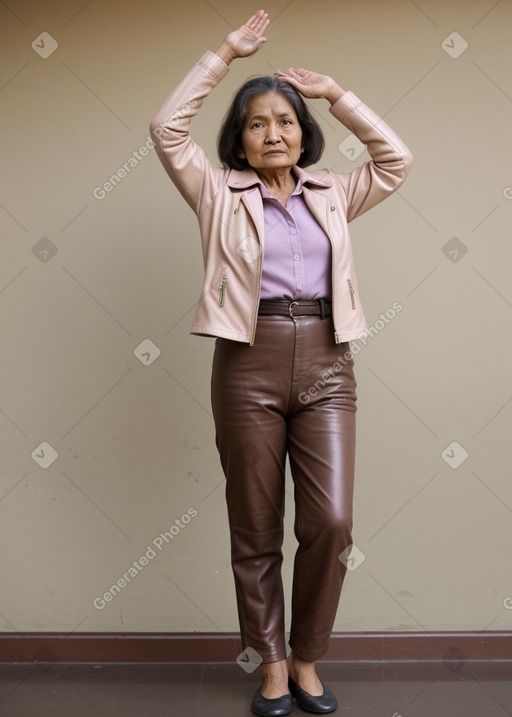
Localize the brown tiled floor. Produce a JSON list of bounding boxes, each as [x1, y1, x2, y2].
[[0, 661, 511, 716]]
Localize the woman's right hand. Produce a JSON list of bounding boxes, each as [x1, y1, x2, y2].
[[216, 10, 270, 64]]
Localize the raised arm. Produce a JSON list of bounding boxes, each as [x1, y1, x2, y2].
[[276, 66, 413, 221], [149, 11, 270, 214]]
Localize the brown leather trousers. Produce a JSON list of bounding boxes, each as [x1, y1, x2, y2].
[[210, 314, 357, 664]]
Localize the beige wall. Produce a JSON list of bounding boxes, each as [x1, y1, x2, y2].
[[1, 0, 512, 637]]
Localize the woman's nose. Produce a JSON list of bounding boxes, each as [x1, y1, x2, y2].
[[265, 124, 280, 143]]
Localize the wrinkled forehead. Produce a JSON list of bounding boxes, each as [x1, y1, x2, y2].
[[245, 91, 298, 120]]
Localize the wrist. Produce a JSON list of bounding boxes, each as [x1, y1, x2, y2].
[[215, 42, 237, 66], [326, 82, 345, 105]]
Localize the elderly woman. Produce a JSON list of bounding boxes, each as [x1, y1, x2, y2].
[[150, 10, 412, 716]]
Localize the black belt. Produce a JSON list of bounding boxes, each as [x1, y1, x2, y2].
[[258, 298, 332, 318]]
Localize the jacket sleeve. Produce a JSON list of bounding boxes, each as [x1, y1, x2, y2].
[[329, 91, 413, 223], [149, 51, 229, 215]]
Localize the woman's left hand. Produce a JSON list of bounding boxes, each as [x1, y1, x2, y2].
[[275, 67, 344, 104]]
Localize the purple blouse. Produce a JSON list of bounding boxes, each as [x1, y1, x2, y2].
[[256, 176, 332, 300]]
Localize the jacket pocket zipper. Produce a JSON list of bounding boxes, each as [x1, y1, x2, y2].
[[347, 278, 356, 309], [219, 276, 228, 307]]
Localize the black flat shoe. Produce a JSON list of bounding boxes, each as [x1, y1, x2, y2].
[[251, 686, 293, 716], [288, 676, 338, 713]]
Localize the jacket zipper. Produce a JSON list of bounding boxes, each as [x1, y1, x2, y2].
[[218, 276, 228, 307], [347, 278, 356, 309], [326, 198, 342, 343], [249, 251, 262, 346]]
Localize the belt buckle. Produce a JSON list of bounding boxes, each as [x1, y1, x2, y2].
[[288, 300, 299, 317]]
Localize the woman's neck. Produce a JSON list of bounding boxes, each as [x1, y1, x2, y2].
[[256, 168, 297, 206]]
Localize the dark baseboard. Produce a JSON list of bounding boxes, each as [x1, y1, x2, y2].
[[0, 631, 511, 664]]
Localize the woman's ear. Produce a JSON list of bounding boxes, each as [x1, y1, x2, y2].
[[237, 148, 246, 159]]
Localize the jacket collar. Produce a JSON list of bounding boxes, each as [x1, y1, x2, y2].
[[226, 165, 333, 190]]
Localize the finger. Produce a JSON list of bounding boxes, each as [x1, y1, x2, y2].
[[254, 12, 270, 35], [282, 67, 302, 78], [245, 10, 263, 26], [274, 72, 295, 83], [275, 74, 303, 90], [289, 67, 309, 78], [275, 68, 299, 78], [246, 10, 269, 34]]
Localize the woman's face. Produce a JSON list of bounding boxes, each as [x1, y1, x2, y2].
[[239, 91, 303, 173]]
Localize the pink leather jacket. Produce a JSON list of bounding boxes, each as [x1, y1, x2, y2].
[[150, 51, 413, 345]]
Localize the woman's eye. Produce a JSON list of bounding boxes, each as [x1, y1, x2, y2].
[[251, 122, 263, 129]]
